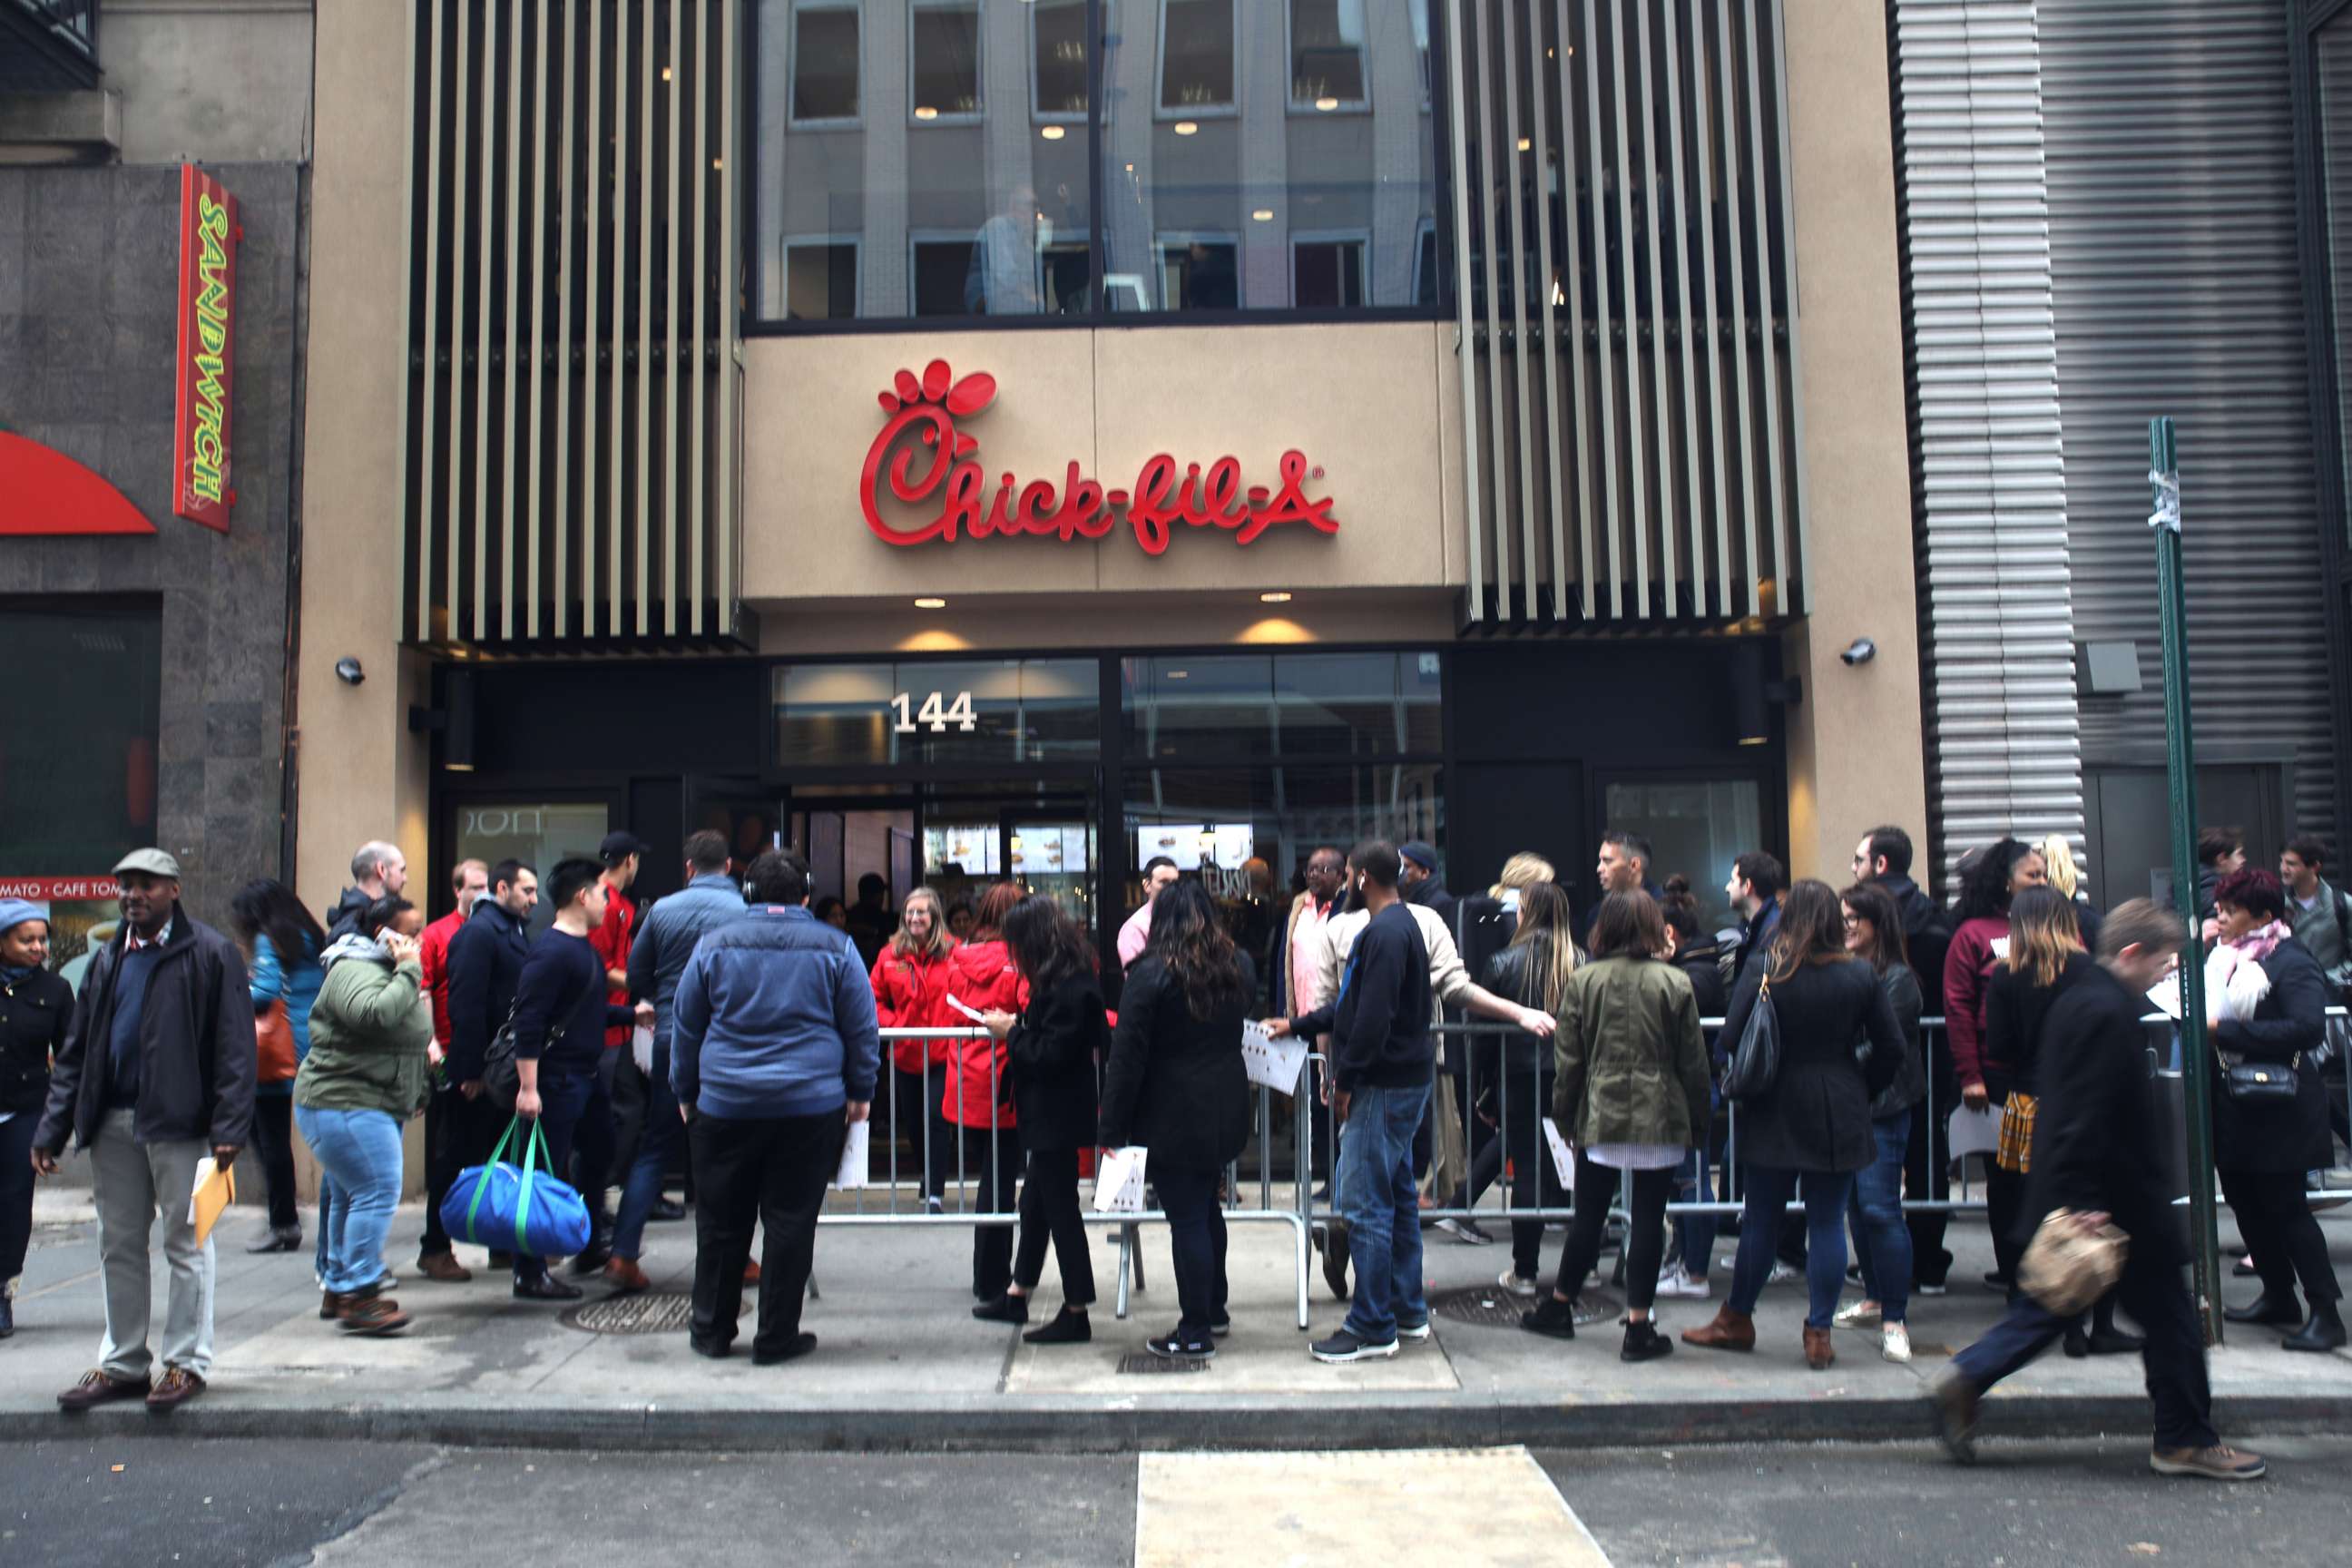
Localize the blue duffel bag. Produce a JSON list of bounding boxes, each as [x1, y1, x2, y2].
[[440, 1114, 593, 1259]]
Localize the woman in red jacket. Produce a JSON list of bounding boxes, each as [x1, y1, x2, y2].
[[1942, 837, 2045, 1289], [870, 887, 959, 1211], [945, 881, 1028, 1300]]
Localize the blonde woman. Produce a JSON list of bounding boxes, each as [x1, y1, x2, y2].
[[1442, 854, 1566, 1245], [1480, 883, 1582, 1295], [869, 887, 960, 1210], [2039, 834, 2103, 956]]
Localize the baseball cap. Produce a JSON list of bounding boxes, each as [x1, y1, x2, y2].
[[599, 830, 646, 865], [113, 848, 183, 879], [1398, 841, 1439, 873]]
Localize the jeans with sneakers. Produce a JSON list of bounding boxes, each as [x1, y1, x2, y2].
[[1669, 1142, 1720, 1283], [294, 1105, 406, 1296], [1848, 1113, 1913, 1324], [1728, 1165, 1853, 1329], [1338, 1081, 1431, 1344]]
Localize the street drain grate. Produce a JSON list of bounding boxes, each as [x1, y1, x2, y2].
[[560, 1291, 728, 1335], [1430, 1284, 1623, 1329], [1116, 1353, 1209, 1374]]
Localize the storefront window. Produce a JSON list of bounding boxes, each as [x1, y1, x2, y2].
[[452, 801, 612, 936], [752, 0, 1438, 324], [773, 658, 1101, 768], [1602, 779, 1764, 937], [1122, 650, 1442, 761]]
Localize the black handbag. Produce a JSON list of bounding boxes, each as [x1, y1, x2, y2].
[[482, 1004, 563, 1111], [2220, 1053, 2301, 1104], [1722, 974, 1780, 1101]]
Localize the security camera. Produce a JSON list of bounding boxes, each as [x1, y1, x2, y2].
[[1840, 638, 1877, 667], [334, 657, 366, 686]]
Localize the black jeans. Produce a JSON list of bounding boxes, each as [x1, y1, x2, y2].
[[1952, 1246, 2219, 1451], [1906, 1094, 1953, 1288], [1494, 1070, 1566, 1280], [1985, 1163, 2027, 1290], [0, 1111, 35, 1287], [2221, 1165, 2343, 1306], [566, 1047, 622, 1238], [1012, 1145, 1094, 1304], [515, 1064, 602, 1284], [1155, 1161, 1228, 1336], [248, 1092, 299, 1232], [688, 1109, 840, 1357], [961, 1123, 1023, 1299], [419, 1083, 505, 1257], [1552, 1154, 1673, 1312]]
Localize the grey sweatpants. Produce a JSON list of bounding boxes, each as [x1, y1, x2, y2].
[[90, 1107, 215, 1379]]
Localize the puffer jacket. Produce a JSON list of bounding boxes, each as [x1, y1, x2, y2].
[[1550, 956, 1712, 1151], [296, 942, 434, 1119], [870, 942, 960, 1073], [942, 937, 1024, 1129]]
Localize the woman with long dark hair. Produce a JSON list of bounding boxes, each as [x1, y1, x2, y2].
[[1832, 881, 1926, 1362], [1482, 882, 1580, 1298], [1100, 878, 1255, 1358], [1685, 881, 1902, 1369], [973, 897, 1106, 1344], [229, 879, 330, 1256], [1520, 891, 1710, 1361], [870, 887, 959, 1210], [2210, 867, 2345, 1351], [945, 881, 1028, 1300]]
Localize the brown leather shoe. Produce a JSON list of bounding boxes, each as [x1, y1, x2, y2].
[[318, 1289, 349, 1321], [603, 1257, 652, 1294], [416, 1251, 473, 1284], [1804, 1326, 1837, 1370], [57, 1369, 149, 1412], [742, 1259, 762, 1284], [1680, 1306, 1756, 1351], [339, 1297, 412, 1336], [145, 1367, 206, 1409]]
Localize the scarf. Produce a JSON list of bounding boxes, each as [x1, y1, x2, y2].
[[2227, 919, 2291, 965], [0, 963, 35, 986], [319, 931, 392, 971]]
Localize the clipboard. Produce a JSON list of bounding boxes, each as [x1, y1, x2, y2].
[[188, 1155, 235, 1245]]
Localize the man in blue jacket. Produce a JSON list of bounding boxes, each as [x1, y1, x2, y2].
[[672, 848, 878, 1365], [603, 830, 747, 1291]]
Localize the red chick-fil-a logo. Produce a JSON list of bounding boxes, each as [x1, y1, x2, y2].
[[859, 359, 1340, 556]]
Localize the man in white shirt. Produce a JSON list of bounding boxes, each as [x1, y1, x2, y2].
[[1116, 858, 1181, 972]]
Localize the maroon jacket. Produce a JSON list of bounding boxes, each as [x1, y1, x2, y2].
[[1942, 915, 2008, 1092]]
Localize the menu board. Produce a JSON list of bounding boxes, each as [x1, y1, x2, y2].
[[926, 824, 1000, 877], [1133, 824, 1255, 872]]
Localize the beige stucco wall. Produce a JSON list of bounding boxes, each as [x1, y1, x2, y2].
[[1777, 0, 1927, 882]]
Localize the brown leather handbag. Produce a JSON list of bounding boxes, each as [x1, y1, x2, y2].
[[255, 999, 298, 1084], [2019, 1207, 2128, 1317]]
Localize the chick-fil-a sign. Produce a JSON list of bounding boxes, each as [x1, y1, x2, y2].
[[860, 359, 1339, 556]]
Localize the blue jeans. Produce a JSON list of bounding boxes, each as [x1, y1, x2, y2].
[[293, 1106, 406, 1296], [313, 1176, 343, 1281], [1730, 1165, 1854, 1329], [1337, 1080, 1431, 1344], [1671, 1142, 1720, 1278], [612, 1044, 681, 1262], [1848, 1113, 1914, 1324]]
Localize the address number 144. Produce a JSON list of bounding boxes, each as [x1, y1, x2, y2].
[[891, 691, 977, 733]]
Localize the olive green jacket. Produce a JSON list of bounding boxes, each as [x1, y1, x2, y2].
[[1551, 956, 1712, 1150], [294, 954, 433, 1118]]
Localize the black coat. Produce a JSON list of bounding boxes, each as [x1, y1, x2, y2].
[[445, 901, 531, 1083], [1720, 957, 1902, 1172], [1868, 963, 1928, 1120], [1004, 968, 1107, 1152], [2023, 962, 2184, 1267], [1877, 875, 1952, 1017], [1098, 953, 1254, 1172], [1983, 951, 2097, 1101], [2211, 936, 2332, 1175], [33, 907, 257, 1153], [1480, 944, 1559, 1075], [2, 966, 71, 1116]]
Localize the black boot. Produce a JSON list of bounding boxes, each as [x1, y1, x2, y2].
[[1520, 1295, 1576, 1340], [2223, 1292, 2302, 1327], [1021, 1306, 1091, 1345], [1621, 1317, 1672, 1363], [972, 1293, 1030, 1325], [2283, 1299, 2347, 1353]]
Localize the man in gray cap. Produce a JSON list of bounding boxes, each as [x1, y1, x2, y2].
[[32, 849, 256, 1412]]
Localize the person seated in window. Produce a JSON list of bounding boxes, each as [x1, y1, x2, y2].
[[1184, 242, 1237, 310], [965, 184, 1044, 316]]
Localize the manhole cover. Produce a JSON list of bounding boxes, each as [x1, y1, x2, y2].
[[1430, 1284, 1623, 1329], [1116, 1352, 1209, 1374], [559, 1290, 745, 1334]]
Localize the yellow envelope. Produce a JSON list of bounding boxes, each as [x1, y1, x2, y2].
[[188, 1156, 236, 1245]]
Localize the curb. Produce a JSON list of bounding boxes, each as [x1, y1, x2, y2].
[[31, 1392, 2352, 1455]]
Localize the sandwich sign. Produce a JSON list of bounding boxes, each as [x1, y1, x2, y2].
[[173, 164, 239, 532]]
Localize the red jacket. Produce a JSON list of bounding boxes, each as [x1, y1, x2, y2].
[[419, 908, 464, 1048], [942, 938, 1024, 1129], [1942, 915, 2008, 1091], [870, 942, 961, 1073], [589, 886, 637, 1048]]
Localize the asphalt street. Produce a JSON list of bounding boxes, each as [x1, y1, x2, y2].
[[5, 1434, 2347, 1567]]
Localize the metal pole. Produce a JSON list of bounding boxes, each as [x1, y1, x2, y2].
[[2152, 416, 2224, 1345]]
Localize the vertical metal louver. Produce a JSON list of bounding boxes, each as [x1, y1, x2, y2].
[[403, 0, 746, 647], [1444, 0, 1808, 628], [1888, 0, 2085, 892], [2040, 0, 2337, 840]]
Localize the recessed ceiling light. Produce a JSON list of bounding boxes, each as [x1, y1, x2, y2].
[[915, 105, 939, 121], [1259, 591, 1293, 603], [661, 66, 672, 83], [710, 157, 723, 171], [1518, 137, 1531, 152], [1314, 96, 1339, 112], [1251, 208, 1275, 221], [915, 597, 947, 609], [1174, 120, 1199, 135], [1041, 124, 1066, 141], [1167, 669, 1190, 680]]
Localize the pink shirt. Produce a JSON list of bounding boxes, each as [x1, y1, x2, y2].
[[1289, 897, 1332, 1024], [1117, 902, 1152, 970]]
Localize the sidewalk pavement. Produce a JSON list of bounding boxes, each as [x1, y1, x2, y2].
[[7, 1189, 2350, 1452]]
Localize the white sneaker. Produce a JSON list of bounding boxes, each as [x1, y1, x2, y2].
[[1834, 1298, 1882, 1328], [1768, 1261, 1802, 1287], [1496, 1268, 1542, 1299], [1655, 1263, 1711, 1299], [1881, 1322, 1913, 1364]]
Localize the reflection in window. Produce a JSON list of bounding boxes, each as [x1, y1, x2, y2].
[[909, 0, 982, 120], [774, 659, 1102, 768], [1158, 236, 1240, 310], [456, 802, 612, 937], [1160, 0, 1235, 113], [1294, 236, 1367, 309], [1032, 0, 1090, 119], [784, 240, 858, 319], [1290, 0, 1368, 111], [0, 601, 161, 881], [1412, 219, 1438, 307], [1122, 651, 1444, 760], [911, 236, 975, 316], [790, 1, 860, 123], [1601, 779, 1764, 936]]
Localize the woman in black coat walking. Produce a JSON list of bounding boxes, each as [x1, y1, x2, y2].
[[1684, 880, 1903, 1370], [0, 899, 70, 1340], [2208, 867, 2345, 1351], [973, 897, 1107, 1345], [1099, 879, 1256, 1359]]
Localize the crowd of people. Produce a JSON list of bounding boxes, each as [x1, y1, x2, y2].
[[4, 815, 2347, 1482]]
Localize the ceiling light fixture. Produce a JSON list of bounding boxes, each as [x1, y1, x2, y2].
[[1167, 669, 1190, 680], [1174, 120, 1199, 135], [1251, 208, 1275, 221], [1314, 95, 1339, 112], [915, 597, 947, 609], [1259, 591, 1293, 604], [1041, 124, 1066, 141], [915, 104, 939, 121]]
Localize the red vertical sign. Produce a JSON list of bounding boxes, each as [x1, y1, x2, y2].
[[172, 164, 239, 533]]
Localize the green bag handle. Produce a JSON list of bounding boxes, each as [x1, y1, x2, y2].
[[463, 1112, 553, 1252]]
